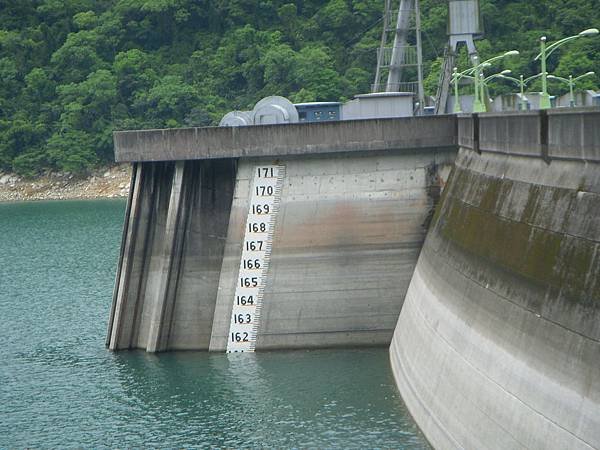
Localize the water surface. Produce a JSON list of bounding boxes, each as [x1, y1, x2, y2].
[[0, 199, 429, 448]]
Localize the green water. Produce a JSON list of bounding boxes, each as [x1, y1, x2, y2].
[[0, 199, 429, 448]]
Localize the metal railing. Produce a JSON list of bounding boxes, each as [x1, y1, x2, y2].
[[376, 45, 418, 67], [371, 81, 419, 93], [384, 9, 416, 31]]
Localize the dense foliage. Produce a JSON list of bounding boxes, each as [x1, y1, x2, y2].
[[0, 0, 598, 176]]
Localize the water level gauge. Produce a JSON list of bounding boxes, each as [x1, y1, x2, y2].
[[227, 165, 285, 352]]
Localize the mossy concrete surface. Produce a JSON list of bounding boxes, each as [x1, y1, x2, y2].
[[391, 142, 600, 449]]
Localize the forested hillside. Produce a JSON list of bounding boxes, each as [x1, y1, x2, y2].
[[1, 0, 598, 176]]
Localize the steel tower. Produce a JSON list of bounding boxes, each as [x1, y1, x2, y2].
[[373, 0, 425, 114]]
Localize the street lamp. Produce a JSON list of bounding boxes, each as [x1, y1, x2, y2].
[[547, 71, 595, 107], [452, 67, 462, 113], [475, 70, 513, 110], [535, 28, 599, 109], [484, 69, 512, 83], [472, 50, 520, 113], [453, 69, 512, 113], [451, 62, 492, 113], [497, 73, 544, 110]]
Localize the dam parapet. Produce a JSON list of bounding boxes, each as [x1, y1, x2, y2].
[[391, 108, 600, 450]]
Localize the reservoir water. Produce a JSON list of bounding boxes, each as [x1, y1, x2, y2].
[[0, 199, 429, 448]]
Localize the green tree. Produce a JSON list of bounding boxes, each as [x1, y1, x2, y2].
[[133, 75, 199, 127], [0, 118, 46, 171], [291, 46, 346, 101], [46, 129, 97, 174], [0, 0, 598, 176]]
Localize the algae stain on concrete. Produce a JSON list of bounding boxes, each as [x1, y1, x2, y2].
[[437, 165, 599, 309]]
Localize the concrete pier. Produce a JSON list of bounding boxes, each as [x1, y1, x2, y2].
[[107, 116, 456, 351], [390, 109, 600, 450]]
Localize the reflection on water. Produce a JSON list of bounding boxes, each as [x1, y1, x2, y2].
[[0, 199, 429, 448]]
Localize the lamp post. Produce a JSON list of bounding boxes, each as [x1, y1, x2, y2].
[[547, 71, 595, 107], [484, 69, 513, 84], [472, 50, 520, 113], [497, 73, 544, 110], [452, 67, 462, 113], [477, 70, 512, 110], [535, 28, 599, 109], [452, 62, 492, 113], [472, 55, 483, 113], [456, 70, 511, 113], [452, 62, 518, 114]]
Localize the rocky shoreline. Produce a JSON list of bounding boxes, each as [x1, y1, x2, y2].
[[0, 165, 131, 202]]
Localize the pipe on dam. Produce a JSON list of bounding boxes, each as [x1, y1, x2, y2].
[[390, 109, 600, 450]]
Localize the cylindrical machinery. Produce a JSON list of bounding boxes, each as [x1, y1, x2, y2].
[[219, 111, 254, 127], [252, 96, 299, 125]]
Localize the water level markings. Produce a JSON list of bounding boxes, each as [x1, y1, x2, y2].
[[227, 165, 285, 352]]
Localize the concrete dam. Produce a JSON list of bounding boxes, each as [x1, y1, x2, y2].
[[391, 110, 600, 449], [107, 109, 600, 449], [106, 116, 457, 351]]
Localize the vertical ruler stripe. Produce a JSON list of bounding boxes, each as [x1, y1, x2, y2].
[[226, 165, 285, 353]]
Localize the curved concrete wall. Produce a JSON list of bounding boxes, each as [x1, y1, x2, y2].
[[391, 110, 600, 449]]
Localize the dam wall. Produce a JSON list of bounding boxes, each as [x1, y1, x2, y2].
[[107, 117, 456, 351], [107, 159, 237, 351], [390, 109, 600, 449]]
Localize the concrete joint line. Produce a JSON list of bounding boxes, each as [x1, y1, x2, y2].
[[258, 328, 396, 337], [453, 155, 599, 196]]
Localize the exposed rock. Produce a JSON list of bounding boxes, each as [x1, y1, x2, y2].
[[0, 164, 132, 203]]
